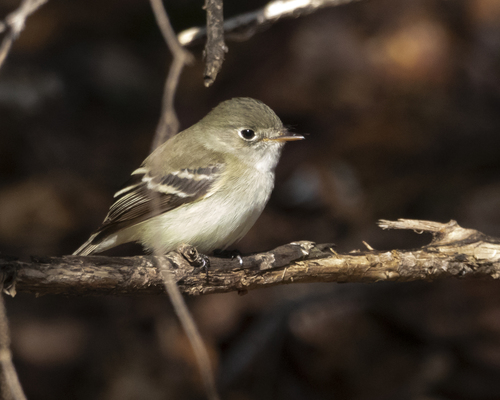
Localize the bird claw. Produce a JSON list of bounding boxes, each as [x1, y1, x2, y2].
[[177, 244, 211, 280], [199, 254, 211, 281]]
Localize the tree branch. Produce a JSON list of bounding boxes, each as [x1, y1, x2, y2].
[[149, 0, 194, 148], [146, 4, 218, 399], [0, 290, 26, 400], [203, 0, 227, 87], [0, 0, 48, 71], [178, 0, 361, 47], [2, 220, 500, 297]]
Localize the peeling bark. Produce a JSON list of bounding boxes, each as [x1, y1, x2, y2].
[[2, 220, 499, 297]]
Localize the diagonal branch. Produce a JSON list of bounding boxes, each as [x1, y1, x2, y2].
[[148, 2, 217, 399], [149, 0, 194, 148], [2, 220, 500, 298], [0, 0, 48, 71], [0, 280, 26, 400], [178, 0, 361, 47]]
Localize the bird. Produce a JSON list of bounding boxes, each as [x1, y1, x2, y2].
[[73, 97, 304, 256]]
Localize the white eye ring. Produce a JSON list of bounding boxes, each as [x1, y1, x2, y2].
[[238, 129, 257, 141]]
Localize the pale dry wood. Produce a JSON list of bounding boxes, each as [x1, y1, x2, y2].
[[0, 0, 48, 70], [2, 219, 500, 298], [179, 0, 361, 46]]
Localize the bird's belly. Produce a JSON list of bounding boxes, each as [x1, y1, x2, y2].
[[136, 171, 274, 254]]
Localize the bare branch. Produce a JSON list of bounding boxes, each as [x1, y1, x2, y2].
[[178, 0, 361, 47], [0, 3, 50, 395], [3, 220, 500, 298], [377, 219, 484, 244], [155, 259, 220, 400], [203, 0, 227, 87], [0, 0, 48, 71], [0, 288, 26, 400], [149, 0, 194, 148], [148, 2, 218, 398]]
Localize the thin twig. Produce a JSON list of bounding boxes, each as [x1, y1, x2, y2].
[[203, 0, 227, 87], [179, 0, 361, 46], [0, 2, 48, 397], [0, 292, 26, 400], [149, 0, 194, 149], [157, 260, 220, 400], [148, 1, 219, 399], [0, 0, 48, 71]]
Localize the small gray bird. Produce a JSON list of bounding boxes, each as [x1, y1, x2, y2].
[[74, 97, 304, 256]]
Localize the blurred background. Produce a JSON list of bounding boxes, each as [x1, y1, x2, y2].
[[1, 0, 500, 398]]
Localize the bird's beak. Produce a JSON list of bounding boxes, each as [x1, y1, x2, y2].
[[265, 132, 305, 142]]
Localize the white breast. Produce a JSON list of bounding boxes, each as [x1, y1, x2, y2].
[[132, 167, 275, 254]]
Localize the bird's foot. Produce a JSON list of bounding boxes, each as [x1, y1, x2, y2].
[[199, 253, 211, 281], [177, 244, 211, 280]]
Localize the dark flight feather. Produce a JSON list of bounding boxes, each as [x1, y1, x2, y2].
[[90, 164, 224, 244]]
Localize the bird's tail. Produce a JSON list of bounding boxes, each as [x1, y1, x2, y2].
[[73, 234, 100, 256]]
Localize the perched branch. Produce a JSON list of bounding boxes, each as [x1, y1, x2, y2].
[[178, 0, 361, 47], [2, 220, 500, 298], [203, 0, 227, 87], [0, 0, 48, 71]]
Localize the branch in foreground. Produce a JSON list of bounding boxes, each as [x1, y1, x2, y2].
[[2, 219, 500, 297], [178, 0, 361, 46], [147, 3, 218, 398], [203, 0, 227, 87]]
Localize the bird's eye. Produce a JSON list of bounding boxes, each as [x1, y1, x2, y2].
[[238, 129, 256, 141]]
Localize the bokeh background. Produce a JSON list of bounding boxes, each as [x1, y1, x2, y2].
[[2, 0, 500, 398]]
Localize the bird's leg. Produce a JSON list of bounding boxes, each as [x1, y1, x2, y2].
[[199, 253, 211, 282], [177, 244, 211, 280], [213, 249, 243, 267]]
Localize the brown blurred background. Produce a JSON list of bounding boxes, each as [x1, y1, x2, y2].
[[1, 0, 500, 399]]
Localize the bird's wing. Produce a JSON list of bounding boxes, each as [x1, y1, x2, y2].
[[90, 163, 225, 245]]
